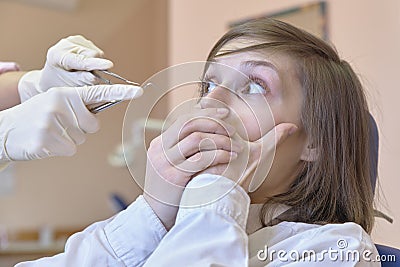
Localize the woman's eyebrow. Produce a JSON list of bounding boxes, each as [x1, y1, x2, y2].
[[241, 60, 278, 72]]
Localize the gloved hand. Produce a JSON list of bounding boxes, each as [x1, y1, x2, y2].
[[0, 84, 142, 162], [18, 35, 113, 102]]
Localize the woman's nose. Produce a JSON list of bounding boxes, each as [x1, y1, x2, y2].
[[199, 87, 231, 109]]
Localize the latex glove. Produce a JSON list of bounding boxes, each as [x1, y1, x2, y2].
[[18, 35, 113, 102], [0, 84, 142, 162]]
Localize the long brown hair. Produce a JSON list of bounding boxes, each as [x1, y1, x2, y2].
[[206, 18, 374, 233]]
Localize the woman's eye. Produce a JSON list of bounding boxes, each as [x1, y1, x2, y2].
[[247, 82, 265, 94], [201, 80, 217, 94], [241, 81, 267, 95], [241, 76, 269, 95]]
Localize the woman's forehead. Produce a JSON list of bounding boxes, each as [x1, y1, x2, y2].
[[213, 50, 296, 77]]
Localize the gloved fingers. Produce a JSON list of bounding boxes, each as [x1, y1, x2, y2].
[[63, 104, 100, 135], [53, 115, 87, 146], [59, 127, 86, 146], [48, 35, 113, 70], [46, 87, 101, 134], [39, 92, 93, 156], [64, 70, 103, 86], [65, 35, 105, 56], [22, 130, 77, 160], [45, 132, 78, 157], [76, 84, 143, 105], [68, 93, 100, 134], [60, 53, 113, 71]]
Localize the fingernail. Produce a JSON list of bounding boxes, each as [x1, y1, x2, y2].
[[288, 126, 298, 135], [230, 152, 238, 159], [217, 108, 229, 115]]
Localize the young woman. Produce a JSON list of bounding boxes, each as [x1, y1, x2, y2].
[[17, 18, 379, 266], [142, 17, 378, 266]]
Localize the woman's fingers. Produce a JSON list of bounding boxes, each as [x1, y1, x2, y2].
[[177, 149, 237, 175], [166, 132, 243, 164], [195, 163, 229, 177], [177, 115, 235, 140], [274, 123, 298, 146], [255, 122, 298, 148], [241, 123, 298, 193], [144, 107, 241, 199], [162, 108, 234, 148]]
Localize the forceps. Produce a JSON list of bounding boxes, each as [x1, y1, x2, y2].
[[89, 70, 141, 114]]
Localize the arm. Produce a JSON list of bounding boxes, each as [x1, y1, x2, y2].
[[0, 71, 24, 110], [16, 195, 167, 267], [144, 174, 250, 267], [0, 61, 24, 110]]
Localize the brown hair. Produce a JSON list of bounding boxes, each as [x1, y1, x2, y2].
[[206, 18, 374, 233]]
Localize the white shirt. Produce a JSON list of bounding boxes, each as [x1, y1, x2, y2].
[[16, 174, 381, 267]]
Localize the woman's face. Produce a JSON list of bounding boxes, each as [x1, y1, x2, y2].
[[199, 43, 309, 201]]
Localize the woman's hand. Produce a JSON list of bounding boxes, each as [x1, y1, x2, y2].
[[199, 123, 298, 193], [143, 107, 243, 229]]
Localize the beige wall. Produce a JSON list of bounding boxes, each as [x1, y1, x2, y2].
[[0, 0, 168, 231], [168, 0, 400, 247]]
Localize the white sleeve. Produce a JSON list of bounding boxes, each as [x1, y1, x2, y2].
[[15, 195, 167, 267], [143, 174, 251, 267]]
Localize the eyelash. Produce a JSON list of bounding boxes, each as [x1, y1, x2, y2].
[[248, 75, 269, 93], [199, 75, 214, 96], [199, 75, 269, 96]]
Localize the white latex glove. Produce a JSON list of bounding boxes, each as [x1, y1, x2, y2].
[[18, 35, 113, 102], [0, 84, 142, 162]]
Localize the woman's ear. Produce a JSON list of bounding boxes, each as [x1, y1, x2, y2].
[[300, 143, 318, 162]]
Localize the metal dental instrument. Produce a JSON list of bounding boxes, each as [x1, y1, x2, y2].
[[89, 70, 141, 114]]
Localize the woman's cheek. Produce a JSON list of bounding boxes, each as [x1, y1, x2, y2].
[[228, 98, 276, 141], [234, 114, 272, 141], [250, 108, 276, 141]]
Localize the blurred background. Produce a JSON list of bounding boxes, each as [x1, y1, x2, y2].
[[0, 0, 399, 265]]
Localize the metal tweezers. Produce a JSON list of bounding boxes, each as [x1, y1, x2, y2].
[[89, 70, 141, 114]]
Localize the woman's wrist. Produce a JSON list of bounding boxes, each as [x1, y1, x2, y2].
[[143, 193, 179, 231]]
